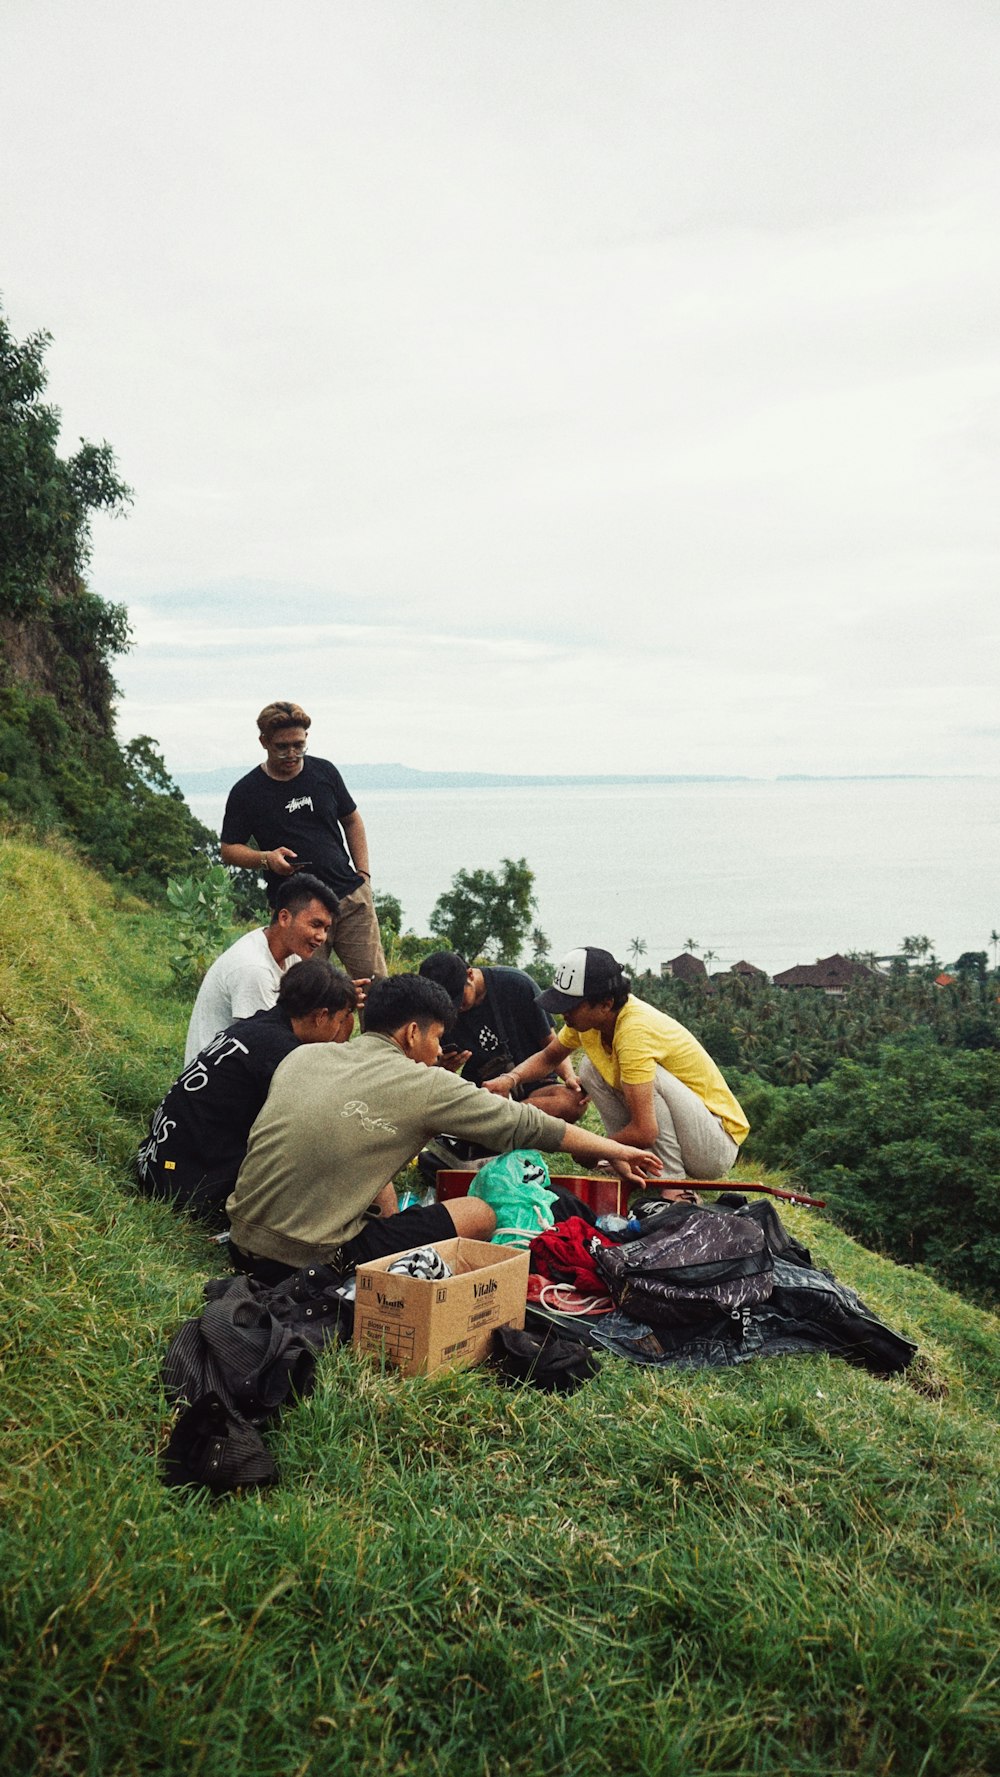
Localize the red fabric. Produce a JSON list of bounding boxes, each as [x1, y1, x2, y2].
[[529, 1217, 616, 1293]]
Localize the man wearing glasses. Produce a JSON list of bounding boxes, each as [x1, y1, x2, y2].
[[220, 700, 387, 980]]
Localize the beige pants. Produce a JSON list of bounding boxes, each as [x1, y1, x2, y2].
[[577, 1056, 738, 1180], [329, 881, 387, 980]]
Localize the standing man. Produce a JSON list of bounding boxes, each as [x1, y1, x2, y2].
[[220, 700, 387, 982]]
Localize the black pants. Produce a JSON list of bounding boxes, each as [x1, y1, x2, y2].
[[229, 1200, 457, 1285], [137, 1156, 238, 1225]]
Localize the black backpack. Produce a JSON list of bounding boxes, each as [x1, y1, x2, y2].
[[593, 1204, 774, 1329]]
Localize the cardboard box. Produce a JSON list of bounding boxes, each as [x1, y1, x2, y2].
[[436, 1169, 628, 1218], [353, 1237, 530, 1378]]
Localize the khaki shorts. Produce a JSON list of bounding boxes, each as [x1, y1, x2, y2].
[[329, 879, 387, 980]]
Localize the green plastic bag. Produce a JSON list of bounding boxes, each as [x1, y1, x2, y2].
[[469, 1150, 556, 1247]]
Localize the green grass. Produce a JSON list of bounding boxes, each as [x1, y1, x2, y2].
[[2, 834, 999, 1776]]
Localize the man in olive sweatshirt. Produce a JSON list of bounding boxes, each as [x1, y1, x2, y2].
[[227, 974, 663, 1282]]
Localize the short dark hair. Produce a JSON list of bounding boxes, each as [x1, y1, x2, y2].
[[598, 965, 631, 1012], [278, 958, 357, 1018], [270, 873, 339, 921], [419, 950, 469, 1005], [257, 700, 311, 740], [362, 974, 455, 1037], [580, 965, 631, 1012]]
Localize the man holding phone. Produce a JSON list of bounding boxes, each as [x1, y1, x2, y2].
[[220, 700, 387, 981]]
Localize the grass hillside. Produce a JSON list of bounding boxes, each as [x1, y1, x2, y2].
[[1, 833, 998, 1777]]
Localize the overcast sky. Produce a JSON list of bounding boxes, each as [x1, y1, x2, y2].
[[3, 0, 998, 780]]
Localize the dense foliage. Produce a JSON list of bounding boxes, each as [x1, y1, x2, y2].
[[0, 318, 130, 615], [632, 966, 1000, 1304], [165, 865, 240, 985], [0, 309, 214, 895], [636, 961, 1000, 1086], [742, 1042, 1000, 1304], [429, 855, 537, 963]]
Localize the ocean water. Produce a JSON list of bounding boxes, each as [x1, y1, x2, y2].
[[186, 776, 998, 977]]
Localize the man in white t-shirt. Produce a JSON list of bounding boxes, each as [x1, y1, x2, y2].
[[184, 874, 338, 1062]]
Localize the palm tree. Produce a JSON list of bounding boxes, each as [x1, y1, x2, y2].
[[703, 947, 718, 970], [990, 929, 999, 972], [628, 936, 648, 973], [683, 937, 700, 954], [776, 1047, 817, 1085], [901, 934, 934, 965]]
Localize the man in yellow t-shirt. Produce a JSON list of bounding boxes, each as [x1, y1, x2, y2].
[[482, 946, 748, 1185]]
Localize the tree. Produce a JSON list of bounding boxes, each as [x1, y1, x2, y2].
[[990, 929, 999, 971], [530, 924, 549, 961], [790, 1044, 1000, 1305], [901, 935, 934, 964], [775, 1046, 817, 1086], [683, 937, 700, 954], [628, 936, 648, 973], [703, 947, 718, 970], [528, 924, 554, 987], [374, 890, 404, 936], [429, 857, 537, 964], [1, 314, 131, 618], [952, 951, 987, 986], [0, 305, 212, 898]]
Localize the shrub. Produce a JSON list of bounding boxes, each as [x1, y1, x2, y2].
[[166, 866, 239, 985], [780, 1044, 1000, 1305]]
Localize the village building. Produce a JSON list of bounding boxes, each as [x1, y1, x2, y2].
[[661, 952, 708, 984], [772, 953, 874, 996]]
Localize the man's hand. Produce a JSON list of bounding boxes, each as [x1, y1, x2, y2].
[[527, 1082, 590, 1122], [352, 978, 371, 1007], [604, 1145, 664, 1186], [268, 846, 298, 877], [482, 1074, 514, 1097], [438, 1048, 473, 1074]]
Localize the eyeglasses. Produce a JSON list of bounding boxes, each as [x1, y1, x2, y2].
[[270, 741, 309, 757]]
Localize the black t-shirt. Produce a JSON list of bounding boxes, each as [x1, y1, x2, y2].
[[221, 756, 363, 902], [453, 967, 555, 1087], [137, 1007, 301, 1182]]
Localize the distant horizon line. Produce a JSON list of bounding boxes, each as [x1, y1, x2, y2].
[[173, 763, 986, 794]]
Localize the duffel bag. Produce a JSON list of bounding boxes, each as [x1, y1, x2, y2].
[[593, 1204, 774, 1329]]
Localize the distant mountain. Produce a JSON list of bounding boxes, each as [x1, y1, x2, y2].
[[175, 763, 756, 796], [776, 773, 937, 782]]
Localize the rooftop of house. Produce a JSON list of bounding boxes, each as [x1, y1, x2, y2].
[[772, 953, 875, 991], [664, 952, 708, 982]]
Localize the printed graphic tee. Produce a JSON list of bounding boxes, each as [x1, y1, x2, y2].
[[140, 1006, 302, 1185], [221, 756, 363, 903], [453, 967, 555, 1086]]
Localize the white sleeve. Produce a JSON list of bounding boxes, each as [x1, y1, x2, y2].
[[228, 958, 282, 1020]]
